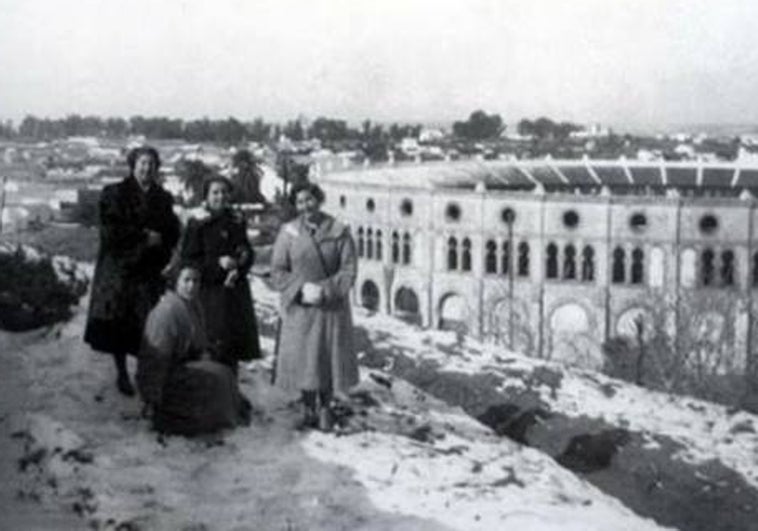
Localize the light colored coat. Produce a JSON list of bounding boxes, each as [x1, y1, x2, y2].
[[270, 214, 358, 394]]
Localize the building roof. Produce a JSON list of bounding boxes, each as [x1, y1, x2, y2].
[[315, 159, 758, 195]]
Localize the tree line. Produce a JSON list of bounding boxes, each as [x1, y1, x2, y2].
[[5, 111, 585, 144], [8, 114, 428, 145]]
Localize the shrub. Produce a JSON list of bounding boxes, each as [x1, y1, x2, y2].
[[0, 246, 86, 331]]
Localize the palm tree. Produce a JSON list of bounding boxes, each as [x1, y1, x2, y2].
[[231, 149, 266, 204], [176, 159, 214, 206]]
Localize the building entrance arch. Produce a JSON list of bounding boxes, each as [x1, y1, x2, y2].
[[548, 301, 602, 369], [360, 280, 380, 311], [438, 293, 468, 334], [394, 287, 421, 325]]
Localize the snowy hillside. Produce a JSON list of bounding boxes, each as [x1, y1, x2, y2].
[[0, 273, 755, 530]]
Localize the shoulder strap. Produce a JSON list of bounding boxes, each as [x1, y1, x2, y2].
[[306, 228, 334, 277]]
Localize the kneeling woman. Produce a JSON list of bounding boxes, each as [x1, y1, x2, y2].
[[136, 263, 250, 436]]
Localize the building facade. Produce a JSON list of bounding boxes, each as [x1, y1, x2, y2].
[[315, 159, 758, 378]]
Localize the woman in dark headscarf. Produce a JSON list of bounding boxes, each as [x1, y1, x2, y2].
[[181, 177, 261, 372], [84, 146, 180, 396]]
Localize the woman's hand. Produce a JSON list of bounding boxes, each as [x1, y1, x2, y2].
[[218, 255, 238, 270], [224, 269, 240, 288], [300, 282, 324, 305], [145, 229, 163, 247]]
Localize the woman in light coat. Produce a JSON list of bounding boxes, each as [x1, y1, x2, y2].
[[270, 182, 358, 431]]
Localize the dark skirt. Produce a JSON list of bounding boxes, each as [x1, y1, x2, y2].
[[153, 360, 250, 436], [201, 282, 261, 364]]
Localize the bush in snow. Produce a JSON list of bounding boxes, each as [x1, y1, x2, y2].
[[0, 244, 88, 331]]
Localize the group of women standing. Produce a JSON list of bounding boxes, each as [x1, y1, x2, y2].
[[84, 146, 358, 436]]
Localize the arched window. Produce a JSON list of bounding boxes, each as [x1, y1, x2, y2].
[[563, 244, 576, 279], [366, 228, 376, 259], [357, 227, 365, 258], [753, 252, 758, 287], [581, 245, 594, 282], [462, 238, 472, 271], [701, 248, 715, 286], [501, 241, 510, 275], [721, 250, 735, 286], [546, 243, 558, 279], [631, 247, 644, 284], [612, 247, 626, 283], [402, 232, 412, 265], [485, 240, 497, 274], [391, 231, 400, 264], [375, 230, 383, 261], [518, 242, 529, 277], [447, 237, 458, 270]]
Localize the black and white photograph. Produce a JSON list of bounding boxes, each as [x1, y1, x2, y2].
[[1, 1, 758, 529]]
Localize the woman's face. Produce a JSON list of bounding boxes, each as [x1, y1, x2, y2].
[[295, 189, 320, 219], [206, 181, 230, 211], [133, 153, 157, 187], [175, 268, 201, 300]]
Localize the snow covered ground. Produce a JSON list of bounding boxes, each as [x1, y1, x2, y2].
[[0, 274, 678, 530], [341, 298, 758, 493]]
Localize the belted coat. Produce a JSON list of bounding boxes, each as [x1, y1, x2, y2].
[[181, 208, 261, 363], [270, 214, 358, 394]]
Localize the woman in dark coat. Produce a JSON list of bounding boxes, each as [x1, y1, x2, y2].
[[181, 177, 261, 372], [136, 262, 250, 436], [84, 146, 180, 396]]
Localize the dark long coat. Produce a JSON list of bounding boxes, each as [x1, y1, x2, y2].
[[182, 208, 261, 364], [84, 177, 180, 356], [270, 214, 358, 395]]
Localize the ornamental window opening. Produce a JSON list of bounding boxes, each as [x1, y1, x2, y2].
[[501, 241, 511, 275], [462, 238, 472, 272], [721, 250, 735, 286], [366, 228, 374, 259], [546, 243, 558, 279], [612, 247, 626, 283], [375, 230, 383, 261], [391, 231, 400, 264], [357, 227, 365, 258], [447, 237, 458, 270], [400, 198, 413, 217], [631, 247, 644, 285], [485, 240, 497, 274], [563, 244, 576, 280], [581, 245, 594, 282], [445, 202, 462, 222], [701, 248, 715, 286], [402, 232, 412, 265], [518, 242, 530, 277]]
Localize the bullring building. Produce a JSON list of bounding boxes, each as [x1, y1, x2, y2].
[[314, 158, 758, 378]]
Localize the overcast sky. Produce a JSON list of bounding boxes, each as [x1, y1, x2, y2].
[[1, 0, 757, 130]]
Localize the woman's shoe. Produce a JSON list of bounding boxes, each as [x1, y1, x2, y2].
[[116, 374, 135, 397], [318, 406, 333, 433], [295, 409, 318, 431]]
